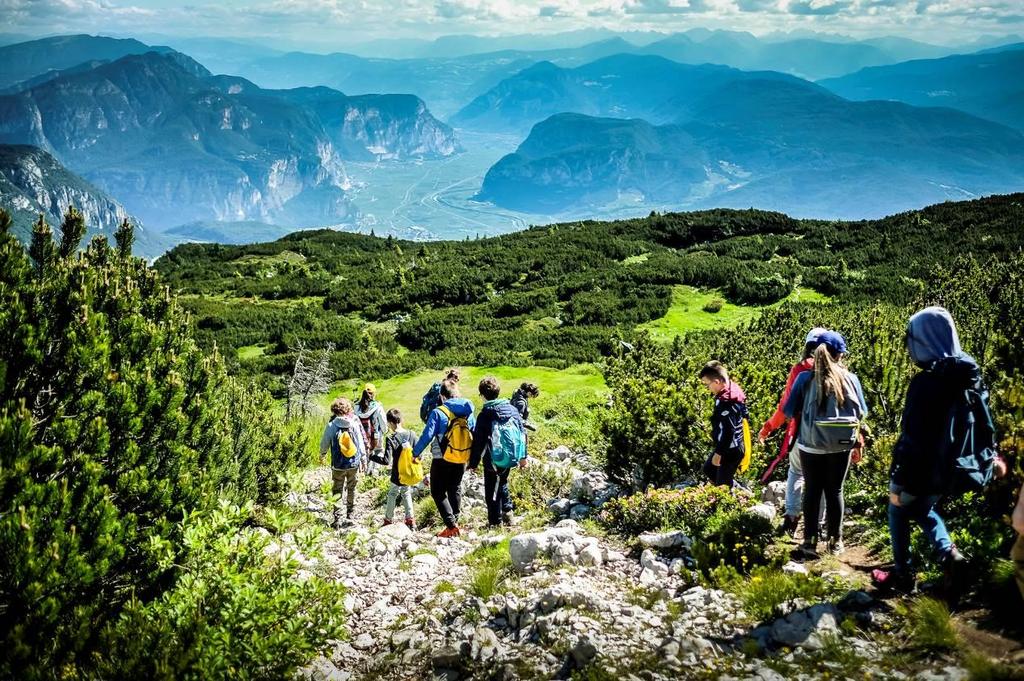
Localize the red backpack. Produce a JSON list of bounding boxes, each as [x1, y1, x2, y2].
[[360, 413, 379, 451]]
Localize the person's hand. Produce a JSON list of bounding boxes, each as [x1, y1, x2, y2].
[[994, 455, 1008, 479], [889, 491, 901, 507], [518, 459, 528, 469], [851, 449, 863, 465], [711, 453, 722, 467]]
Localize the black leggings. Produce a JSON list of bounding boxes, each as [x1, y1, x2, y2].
[[799, 449, 852, 543], [430, 458, 465, 529]]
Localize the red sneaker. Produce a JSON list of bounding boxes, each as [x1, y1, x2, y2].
[[382, 519, 393, 527], [437, 526, 461, 539], [405, 517, 416, 531]]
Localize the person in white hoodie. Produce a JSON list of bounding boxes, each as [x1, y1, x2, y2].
[[320, 397, 368, 526]]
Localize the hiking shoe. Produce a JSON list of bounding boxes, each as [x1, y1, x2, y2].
[[825, 538, 845, 555], [778, 515, 799, 538], [941, 547, 967, 605], [795, 543, 819, 560], [382, 519, 393, 527], [404, 518, 416, 531], [871, 568, 914, 594], [437, 526, 461, 539], [501, 513, 515, 527]]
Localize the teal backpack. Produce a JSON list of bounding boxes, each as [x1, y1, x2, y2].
[[488, 405, 527, 469]]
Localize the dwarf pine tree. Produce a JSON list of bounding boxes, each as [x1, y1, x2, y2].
[[0, 208, 320, 678]]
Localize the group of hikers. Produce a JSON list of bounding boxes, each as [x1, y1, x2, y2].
[[319, 370, 540, 538], [318, 304, 1024, 600], [702, 305, 1022, 598]]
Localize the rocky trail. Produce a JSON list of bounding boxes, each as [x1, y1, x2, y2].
[[273, 449, 1022, 681]]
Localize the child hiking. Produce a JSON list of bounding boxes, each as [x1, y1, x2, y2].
[[784, 331, 867, 557], [470, 376, 528, 528], [759, 327, 828, 537], [356, 383, 387, 475], [414, 379, 476, 538], [319, 397, 369, 527], [382, 408, 419, 530], [872, 307, 1004, 596], [699, 361, 750, 488]]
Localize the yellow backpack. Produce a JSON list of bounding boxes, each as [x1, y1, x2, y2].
[[397, 442, 424, 486], [740, 418, 752, 473], [438, 405, 472, 465], [337, 427, 358, 459]]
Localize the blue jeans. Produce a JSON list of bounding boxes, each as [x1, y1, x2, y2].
[[888, 494, 953, 574]]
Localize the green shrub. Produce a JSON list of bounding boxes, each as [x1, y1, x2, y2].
[[703, 298, 724, 313], [714, 565, 845, 622], [0, 212, 310, 678], [98, 502, 345, 679], [509, 458, 573, 517], [691, 509, 775, 575], [599, 484, 750, 535]]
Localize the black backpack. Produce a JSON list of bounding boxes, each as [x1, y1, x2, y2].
[[942, 381, 998, 495]]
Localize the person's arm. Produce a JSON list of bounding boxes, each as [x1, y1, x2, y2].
[[470, 410, 492, 470], [1012, 485, 1024, 535], [783, 372, 809, 420], [374, 408, 387, 448], [761, 364, 802, 439], [413, 409, 442, 458], [889, 375, 928, 496], [851, 374, 869, 417], [353, 421, 367, 460]]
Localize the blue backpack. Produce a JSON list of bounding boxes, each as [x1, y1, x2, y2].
[[420, 382, 442, 423], [943, 382, 998, 494], [488, 407, 527, 469]]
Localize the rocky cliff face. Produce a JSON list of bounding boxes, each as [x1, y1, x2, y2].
[[0, 52, 358, 229], [340, 95, 460, 160], [0, 143, 167, 255]]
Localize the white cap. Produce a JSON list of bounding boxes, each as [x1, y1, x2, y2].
[[805, 327, 828, 344]]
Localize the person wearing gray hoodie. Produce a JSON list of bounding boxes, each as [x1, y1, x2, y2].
[[320, 397, 369, 526], [872, 307, 991, 593]]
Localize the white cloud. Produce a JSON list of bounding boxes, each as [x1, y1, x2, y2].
[[0, 0, 1021, 46]]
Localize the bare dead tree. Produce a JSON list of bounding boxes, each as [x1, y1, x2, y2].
[[286, 342, 334, 420]]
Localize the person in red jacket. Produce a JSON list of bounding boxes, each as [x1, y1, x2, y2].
[[759, 327, 826, 536]]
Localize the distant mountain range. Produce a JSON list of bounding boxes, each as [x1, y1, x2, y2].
[[0, 37, 458, 230], [478, 77, 1024, 219], [820, 46, 1024, 132], [0, 143, 167, 256], [451, 55, 803, 133]]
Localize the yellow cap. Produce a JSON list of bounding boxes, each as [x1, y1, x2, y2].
[[364, 383, 377, 394]]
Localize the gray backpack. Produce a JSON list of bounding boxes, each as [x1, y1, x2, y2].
[[798, 372, 864, 454]]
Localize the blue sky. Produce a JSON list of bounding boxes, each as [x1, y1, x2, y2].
[[2, 0, 1021, 49]]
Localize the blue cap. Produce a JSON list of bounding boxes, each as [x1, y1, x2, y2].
[[818, 330, 847, 355]]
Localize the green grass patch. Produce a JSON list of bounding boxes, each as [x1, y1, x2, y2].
[[620, 253, 650, 266], [462, 539, 514, 600], [713, 565, 847, 622], [236, 345, 266, 361], [898, 597, 959, 653], [638, 285, 830, 342], [322, 363, 607, 433]]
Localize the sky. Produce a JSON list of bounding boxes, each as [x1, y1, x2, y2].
[[2, 0, 1022, 50]]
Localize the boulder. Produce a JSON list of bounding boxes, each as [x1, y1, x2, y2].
[[548, 498, 572, 516], [570, 636, 599, 668], [569, 504, 591, 521], [769, 603, 840, 649], [378, 522, 412, 539], [638, 531, 692, 550], [747, 503, 777, 522], [571, 471, 611, 502], [578, 543, 603, 567], [781, 561, 808, 576], [352, 633, 374, 650], [547, 445, 573, 461], [762, 480, 787, 508]]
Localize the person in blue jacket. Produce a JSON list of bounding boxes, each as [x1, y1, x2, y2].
[[413, 379, 476, 538]]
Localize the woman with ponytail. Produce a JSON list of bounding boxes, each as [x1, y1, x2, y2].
[[784, 331, 868, 558]]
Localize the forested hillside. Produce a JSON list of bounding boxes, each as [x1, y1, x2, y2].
[[156, 193, 1024, 390]]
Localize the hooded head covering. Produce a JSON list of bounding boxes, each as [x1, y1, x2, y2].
[[906, 306, 962, 365]]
